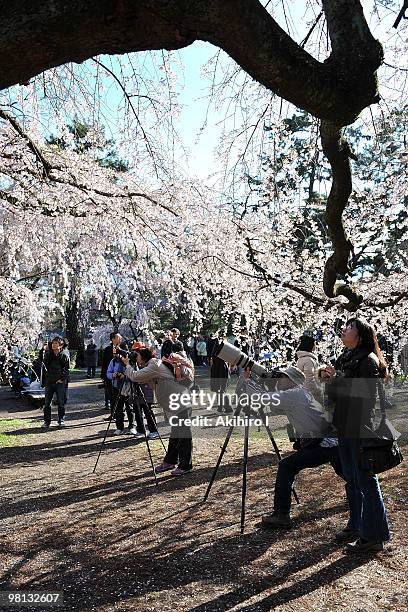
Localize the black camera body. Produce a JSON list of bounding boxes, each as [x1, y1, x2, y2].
[[260, 367, 284, 380], [113, 346, 130, 359], [113, 346, 138, 366]]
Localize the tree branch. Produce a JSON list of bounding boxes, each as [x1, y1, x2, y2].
[[320, 120, 363, 311], [0, 0, 383, 124], [0, 109, 52, 177]]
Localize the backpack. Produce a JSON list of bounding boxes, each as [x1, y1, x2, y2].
[[162, 353, 194, 386]]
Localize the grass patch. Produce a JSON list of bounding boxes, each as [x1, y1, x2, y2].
[[0, 418, 33, 447]]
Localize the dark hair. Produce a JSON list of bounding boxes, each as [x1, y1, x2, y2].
[[110, 332, 120, 341], [137, 347, 156, 363], [170, 328, 180, 335], [346, 318, 388, 377], [297, 335, 315, 352], [51, 336, 63, 345]]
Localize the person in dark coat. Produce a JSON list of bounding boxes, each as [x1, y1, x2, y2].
[[161, 328, 183, 358], [85, 339, 98, 378], [101, 333, 123, 413], [210, 332, 231, 413], [320, 318, 390, 554], [42, 336, 70, 428]]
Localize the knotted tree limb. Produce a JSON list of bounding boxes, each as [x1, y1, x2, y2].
[[320, 120, 363, 311]]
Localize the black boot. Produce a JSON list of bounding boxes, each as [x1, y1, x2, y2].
[[261, 512, 292, 529]]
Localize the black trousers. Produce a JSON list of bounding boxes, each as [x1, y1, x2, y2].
[[133, 402, 158, 434], [274, 444, 343, 514], [112, 387, 135, 430], [164, 409, 193, 470], [104, 379, 113, 410]]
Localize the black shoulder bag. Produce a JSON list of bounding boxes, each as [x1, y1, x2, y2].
[[359, 381, 404, 475]]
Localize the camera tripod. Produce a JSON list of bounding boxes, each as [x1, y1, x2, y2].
[[93, 375, 166, 484], [203, 391, 300, 533]]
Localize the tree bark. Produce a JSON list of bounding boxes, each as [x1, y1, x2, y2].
[[0, 0, 382, 125], [64, 286, 83, 350]]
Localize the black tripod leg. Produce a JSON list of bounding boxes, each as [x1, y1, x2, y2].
[[93, 383, 122, 474], [203, 422, 236, 502], [146, 405, 166, 452], [258, 408, 300, 505], [240, 421, 250, 534], [143, 434, 159, 486], [93, 413, 114, 473]]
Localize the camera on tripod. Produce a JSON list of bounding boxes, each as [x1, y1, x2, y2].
[[214, 340, 283, 385]]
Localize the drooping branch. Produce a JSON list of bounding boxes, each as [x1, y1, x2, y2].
[[243, 238, 329, 307], [320, 120, 363, 311], [0, 109, 52, 177], [0, 112, 179, 217]]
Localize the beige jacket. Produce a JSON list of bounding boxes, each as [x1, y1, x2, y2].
[[296, 351, 319, 381], [296, 350, 323, 402], [124, 358, 189, 415]]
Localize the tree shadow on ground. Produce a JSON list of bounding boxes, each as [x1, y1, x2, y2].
[[0, 520, 372, 611], [189, 551, 372, 611], [0, 453, 280, 520]]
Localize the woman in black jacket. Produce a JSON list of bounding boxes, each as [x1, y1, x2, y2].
[[321, 318, 390, 553]]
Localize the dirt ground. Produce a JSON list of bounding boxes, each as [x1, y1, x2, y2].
[[0, 371, 407, 612]]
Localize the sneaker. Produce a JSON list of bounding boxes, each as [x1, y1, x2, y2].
[[261, 512, 292, 529], [58, 419, 65, 427], [147, 431, 160, 440], [113, 429, 125, 435], [103, 416, 113, 421], [42, 421, 50, 429], [335, 527, 360, 542], [128, 428, 144, 438], [345, 539, 384, 554], [170, 467, 192, 477], [155, 462, 175, 473]]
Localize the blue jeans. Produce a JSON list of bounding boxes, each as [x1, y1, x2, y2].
[[338, 438, 390, 542], [44, 382, 66, 424], [274, 445, 342, 514]]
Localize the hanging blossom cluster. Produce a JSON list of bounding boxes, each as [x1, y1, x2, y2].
[[0, 277, 42, 353]]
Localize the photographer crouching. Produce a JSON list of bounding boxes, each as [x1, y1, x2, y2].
[[121, 347, 193, 476], [243, 365, 343, 530]]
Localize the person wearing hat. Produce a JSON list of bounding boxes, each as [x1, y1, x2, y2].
[[243, 365, 342, 529]]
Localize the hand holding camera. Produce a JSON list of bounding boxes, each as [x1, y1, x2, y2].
[[319, 365, 336, 379]]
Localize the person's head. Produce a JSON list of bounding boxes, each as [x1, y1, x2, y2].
[[132, 341, 145, 351], [341, 318, 388, 375], [136, 347, 156, 367], [110, 332, 122, 346], [297, 334, 315, 353], [51, 336, 64, 353], [170, 328, 180, 341], [275, 366, 306, 391]]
